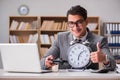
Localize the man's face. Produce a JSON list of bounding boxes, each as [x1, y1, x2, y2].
[[68, 14, 88, 38]]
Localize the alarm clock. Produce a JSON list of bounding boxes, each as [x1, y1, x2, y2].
[[68, 43, 91, 69]]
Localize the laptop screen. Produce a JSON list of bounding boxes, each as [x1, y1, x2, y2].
[[0, 43, 42, 73]]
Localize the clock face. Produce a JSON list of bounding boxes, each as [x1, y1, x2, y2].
[[68, 43, 91, 68], [18, 5, 29, 15]]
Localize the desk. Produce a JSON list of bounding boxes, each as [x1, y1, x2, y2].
[[0, 69, 120, 80]]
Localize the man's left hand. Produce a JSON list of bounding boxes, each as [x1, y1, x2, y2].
[[90, 42, 106, 63]]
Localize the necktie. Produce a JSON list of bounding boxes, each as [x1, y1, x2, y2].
[[70, 39, 82, 45], [75, 39, 82, 43]]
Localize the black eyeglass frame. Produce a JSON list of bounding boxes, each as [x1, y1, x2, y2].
[[67, 19, 85, 28]]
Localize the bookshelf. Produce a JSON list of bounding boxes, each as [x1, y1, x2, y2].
[[9, 16, 39, 43], [39, 16, 100, 57], [103, 22, 120, 63], [87, 17, 100, 35], [9, 16, 100, 58], [39, 16, 67, 57]]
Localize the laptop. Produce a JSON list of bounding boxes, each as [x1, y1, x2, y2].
[[0, 43, 52, 73]]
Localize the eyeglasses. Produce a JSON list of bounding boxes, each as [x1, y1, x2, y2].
[[67, 19, 85, 28]]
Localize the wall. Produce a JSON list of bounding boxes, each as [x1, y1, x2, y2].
[[0, 0, 120, 43], [0, 0, 120, 68]]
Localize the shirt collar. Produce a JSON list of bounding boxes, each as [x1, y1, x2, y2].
[[73, 30, 88, 42]]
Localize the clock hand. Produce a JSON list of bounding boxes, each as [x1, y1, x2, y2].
[[78, 50, 85, 60]]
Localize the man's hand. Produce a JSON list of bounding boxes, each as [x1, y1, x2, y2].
[[45, 55, 54, 68], [90, 42, 106, 63]]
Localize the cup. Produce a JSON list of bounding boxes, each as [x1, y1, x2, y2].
[[52, 64, 59, 72]]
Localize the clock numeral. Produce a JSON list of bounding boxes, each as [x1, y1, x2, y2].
[[74, 48, 77, 50], [77, 62, 79, 65], [78, 46, 80, 49], [72, 51, 74, 53], [82, 61, 84, 64], [74, 61, 76, 63], [86, 54, 89, 57], [70, 58, 74, 62]]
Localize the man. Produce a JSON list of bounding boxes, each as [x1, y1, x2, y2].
[[40, 5, 116, 70]]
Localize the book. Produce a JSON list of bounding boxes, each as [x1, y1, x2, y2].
[[18, 22, 25, 30], [12, 35, 18, 43], [23, 22, 32, 30], [32, 33, 38, 43], [48, 21, 54, 30], [53, 22, 59, 30], [27, 33, 38, 43], [41, 20, 48, 30], [28, 34, 33, 43], [40, 34, 50, 44], [49, 35, 55, 44], [57, 22, 62, 30], [44, 34, 50, 44], [22, 35, 29, 43], [87, 23, 98, 30], [61, 21, 65, 30], [31, 21, 37, 29], [40, 34, 45, 44], [16, 36, 24, 43], [10, 20, 19, 30], [9, 35, 14, 43]]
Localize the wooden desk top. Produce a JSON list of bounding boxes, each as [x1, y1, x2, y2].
[[0, 69, 119, 80]]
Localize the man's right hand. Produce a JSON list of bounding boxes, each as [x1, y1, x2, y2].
[[45, 55, 54, 68]]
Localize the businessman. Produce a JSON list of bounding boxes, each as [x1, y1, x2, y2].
[[40, 5, 116, 71]]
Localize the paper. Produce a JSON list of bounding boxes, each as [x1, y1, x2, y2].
[[116, 64, 120, 73]]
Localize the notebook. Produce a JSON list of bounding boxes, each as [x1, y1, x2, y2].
[[0, 43, 52, 73]]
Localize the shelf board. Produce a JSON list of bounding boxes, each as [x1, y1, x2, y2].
[[10, 29, 38, 31], [10, 30, 38, 35], [105, 34, 120, 36], [109, 46, 120, 48], [41, 29, 66, 32], [41, 44, 51, 47], [41, 30, 67, 34]]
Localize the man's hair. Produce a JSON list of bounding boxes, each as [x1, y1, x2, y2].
[[67, 5, 87, 20]]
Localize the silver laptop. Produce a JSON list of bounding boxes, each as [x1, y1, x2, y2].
[[0, 43, 52, 73]]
